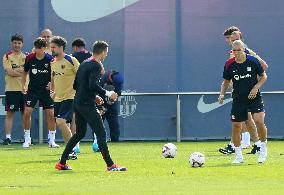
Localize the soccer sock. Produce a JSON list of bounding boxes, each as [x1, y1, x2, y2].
[[234, 147, 243, 160], [260, 141, 267, 157], [24, 129, 30, 138], [241, 132, 250, 146], [254, 140, 261, 147], [93, 133, 97, 144], [6, 134, 11, 139], [229, 141, 235, 148], [72, 143, 80, 151], [48, 130, 56, 143]]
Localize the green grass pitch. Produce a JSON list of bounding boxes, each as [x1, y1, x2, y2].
[[0, 141, 283, 194]]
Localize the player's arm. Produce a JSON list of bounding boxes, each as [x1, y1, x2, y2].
[[72, 57, 80, 73], [21, 71, 28, 94], [3, 56, 23, 77], [218, 79, 231, 104], [22, 58, 30, 94], [219, 60, 232, 104], [248, 72, 267, 99], [5, 67, 23, 77], [247, 48, 268, 70], [89, 64, 117, 101]]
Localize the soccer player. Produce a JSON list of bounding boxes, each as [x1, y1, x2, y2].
[[100, 70, 124, 142], [55, 41, 127, 171], [219, 27, 268, 154], [219, 40, 268, 164], [70, 38, 92, 153], [22, 37, 59, 148], [40, 29, 53, 55], [2, 34, 26, 145], [91, 70, 124, 152], [71, 38, 92, 63], [50, 36, 80, 159]]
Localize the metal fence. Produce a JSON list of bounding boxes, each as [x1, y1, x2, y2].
[[1, 91, 283, 142]]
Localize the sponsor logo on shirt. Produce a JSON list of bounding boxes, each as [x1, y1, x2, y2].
[[233, 74, 251, 81]]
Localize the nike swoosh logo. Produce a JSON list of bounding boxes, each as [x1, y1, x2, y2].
[[51, 0, 139, 22], [197, 95, 233, 113]]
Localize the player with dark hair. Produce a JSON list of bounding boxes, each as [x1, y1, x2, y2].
[[70, 38, 92, 153], [50, 36, 80, 159], [2, 34, 26, 145], [55, 41, 127, 171], [219, 40, 268, 164], [71, 38, 92, 63], [223, 26, 240, 46], [22, 37, 59, 148]]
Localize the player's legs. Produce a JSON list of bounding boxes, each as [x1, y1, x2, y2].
[[83, 106, 114, 167], [45, 108, 59, 147], [3, 91, 25, 145], [230, 102, 247, 164], [253, 112, 267, 141], [59, 106, 88, 165], [3, 111, 14, 145], [22, 106, 33, 148], [54, 100, 73, 143], [70, 113, 80, 153], [240, 122, 250, 149], [253, 112, 267, 163], [250, 99, 267, 163], [57, 118, 72, 143], [106, 103, 120, 142], [40, 92, 59, 147], [244, 112, 261, 154]]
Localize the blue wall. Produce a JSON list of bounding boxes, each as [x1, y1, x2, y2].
[[0, 0, 283, 141]]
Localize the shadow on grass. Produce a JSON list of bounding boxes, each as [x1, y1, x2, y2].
[[16, 159, 58, 164], [206, 162, 256, 168]]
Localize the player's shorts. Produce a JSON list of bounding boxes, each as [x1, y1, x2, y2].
[[231, 98, 265, 122], [25, 90, 54, 110], [54, 99, 73, 123], [5, 91, 24, 112]]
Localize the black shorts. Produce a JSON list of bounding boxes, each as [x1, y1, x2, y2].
[[54, 99, 73, 123], [25, 90, 54, 110], [5, 91, 24, 112], [231, 99, 265, 122]]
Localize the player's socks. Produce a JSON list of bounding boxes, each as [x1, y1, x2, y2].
[[6, 134, 11, 139], [258, 141, 267, 163], [48, 130, 60, 148], [241, 132, 250, 149], [232, 147, 243, 164]]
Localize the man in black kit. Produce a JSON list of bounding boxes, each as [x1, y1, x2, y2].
[[22, 37, 59, 149], [219, 40, 268, 164], [55, 41, 127, 171]]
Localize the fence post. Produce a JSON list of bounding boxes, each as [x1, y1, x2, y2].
[[39, 107, 43, 144], [176, 95, 181, 142]]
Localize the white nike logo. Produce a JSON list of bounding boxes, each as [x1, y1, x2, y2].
[[197, 95, 233, 113], [51, 0, 139, 22]]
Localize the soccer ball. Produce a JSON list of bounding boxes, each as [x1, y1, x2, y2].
[[162, 143, 177, 158], [189, 152, 205, 168]]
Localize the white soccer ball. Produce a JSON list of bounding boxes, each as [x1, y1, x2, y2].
[[189, 152, 205, 168], [162, 143, 177, 158]]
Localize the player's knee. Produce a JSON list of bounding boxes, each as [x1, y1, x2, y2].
[[56, 118, 67, 126], [232, 122, 242, 130], [23, 109, 32, 117], [6, 111, 14, 118], [254, 117, 264, 126]]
